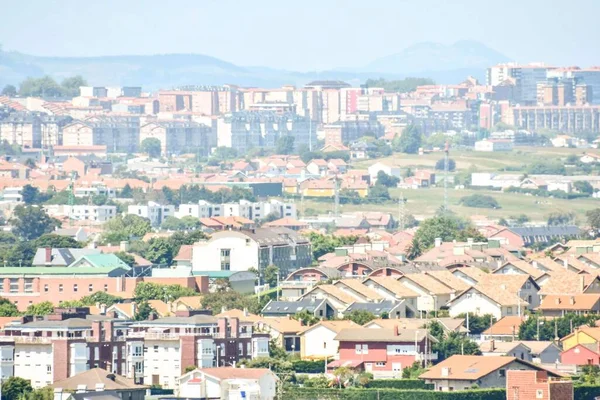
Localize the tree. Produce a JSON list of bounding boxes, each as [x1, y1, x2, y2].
[[21, 184, 40, 205], [411, 215, 461, 249], [60, 75, 87, 97], [180, 216, 201, 230], [459, 194, 500, 209], [19, 76, 63, 97], [518, 313, 599, 341], [114, 251, 136, 267], [102, 214, 152, 243], [141, 137, 162, 158], [260, 212, 281, 224], [344, 310, 376, 325], [367, 184, 390, 202], [184, 365, 197, 373], [457, 313, 496, 334], [22, 387, 55, 400], [306, 233, 359, 260], [435, 158, 456, 172], [402, 362, 427, 379], [0, 298, 20, 317], [24, 301, 54, 316], [77, 291, 122, 307], [264, 264, 280, 288], [24, 158, 36, 169], [574, 180, 594, 194], [547, 212, 576, 226], [134, 301, 154, 321], [120, 184, 133, 198], [364, 77, 435, 93], [392, 125, 421, 154], [35, 234, 82, 249], [526, 160, 566, 175], [1, 84, 17, 97], [375, 171, 400, 187], [145, 238, 175, 265], [276, 136, 295, 155], [292, 310, 319, 326], [161, 216, 186, 231], [332, 366, 354, 388], [434, 331, 481, 361], [587, 209, 600, 235], [1, 376, 33, 400], [10, 205, 60, 240], [133, 282, 197, 303]]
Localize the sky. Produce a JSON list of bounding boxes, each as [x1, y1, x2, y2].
[[2, 0, 599, 71]]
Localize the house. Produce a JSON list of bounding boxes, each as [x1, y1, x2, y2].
[[479, 340, 533, 361], [299, 284, 358, 315], [342, 300, 415, 319], [68, 254, 131, 274], [580, 153, 600, 164], [333, 279, 385, 302], [482, 316, 525, 341], [505, 370, 573, 400], [261, 298, 337, 320], [474, 139, 514, 152], [561, 326, 600, 351], [561, 343, 600, 366], [451, 267, 488, 286], [508, 226, 582, 247], [538, 294, 600, 317], [281, 267, 342, 300], [519, 341, 562, 364], [551, 135, 576, 148], [306, 159, 329, 176], [328, 159, 348, 174], [362, 276, 419, 316], [191, 227, 312, 276], [329, 327, 438, 377], [253, 317, 304, 353], [349, 141, 376, 159], [364, 317, 468, 335], [299, 179, 335, 197], [298, 320, 358, 360], [32, 247, 100, 267], [176, 368, 278, 400], [398, 273, 455, 314], [127, 201, 175, 226], [53, 227, 88, 242], [368, 162, 401, 184], [419, 355, 561, 391], [263, 217, 309, 231], [52, 368, 146, 400]]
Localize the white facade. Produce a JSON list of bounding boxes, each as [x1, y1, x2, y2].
[[64, 205, 117, 222], [2, 187, 22, 202], [368, 162, 402, 184], [13, 343, 55, 388], [174, 201, 221, 219], [474, 140, 514, 152], [143, 339, 181, 389], [448, 289, 504, 320], [177, 369, 277, 400], [398, 278, 451, 312], [192, 232, 260, 272], [300, 325, 342, 359], [128, 202, 175, 226], [175, 200, 296, 221], [74, 186, 116, 199]]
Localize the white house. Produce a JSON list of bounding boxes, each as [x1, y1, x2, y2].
[[551, 135, 576, 148], [128, 201, 175, 226], [298, 320, 358, 359], [474, 139, 513, 152], [175, 200, 297, 221], [580, 153, 600, 164], [368, 162, 401, 184], [63, 205, 117, 222], [176, 368, 278, 400]]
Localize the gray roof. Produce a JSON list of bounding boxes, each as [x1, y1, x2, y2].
[[262, 299, 325, 315], [343, 301, 401, 315], [133, 314, 217, 326], [241, 227, 309, 246], [13, 318, 93, 330], [511, 226, 581, 238], [32, 248, 100, 267]]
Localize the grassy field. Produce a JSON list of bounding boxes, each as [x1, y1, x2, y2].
[[301, 187, 599, 223], [351, 146, 581, 172]]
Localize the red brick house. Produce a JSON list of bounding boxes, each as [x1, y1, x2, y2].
[[327, 327, 437, 377], [506, 370, 573, 400], [561, 343, 600, 366]]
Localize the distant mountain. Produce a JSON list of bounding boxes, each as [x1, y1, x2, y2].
[[365, 40, 511, 75], [0, 41, 510, 89]]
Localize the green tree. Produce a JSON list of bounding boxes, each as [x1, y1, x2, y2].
[[161, 216, 186, 231], [402, 362, 427, 379], [77, 291, 122, 307], [435, 158, 456, 171], [1, 376, 33, 400], [574, 180, 594, 194], [587, 208, 600, 235], [145, 238, 175, 265], [34, 234, 82, 249], [133, 282, 197, 303], [24, 158, 36, 169], [184, 365, 198, 373], [3, 242, 35, 267], [459, 194, 500, 209], [392, 125, 422, 154], [306, 233, 359, 260], [211, 146, 238, 161], [102, 214, 152, 243], [24, 301, 54, 316], [260, 212, 281, 224], [375, 171, 400, 187], [434, 331, 481, 360], [19, 76, 62, 97], [547, 212, 576, 226], [332, 366, 354, 388], [0, 298, 20, 317], [264, 264, 280, 288], [276, 136, 295, 155], [60, 75, 87, 97], [21, 184, 39, 204], [114, 251, 136, 267], [526, 160, 566, 175], [367, 184, 390, 202], [1, 84, 17, 97], [21, 387, 54, 400], [10, 205, 60, 240], [141, 137, 162, 158], [292, 310, 319, 326], [457, 313, 496, 334], [344, 310, 376, 325], [120, 184, 133, 198], [180, 216, 201, 230], [134, 301, 154, 321]]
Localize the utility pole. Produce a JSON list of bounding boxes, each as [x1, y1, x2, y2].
[[300, 192, 305, 218], [308, 116, 313, 152], [398, 192, 405, 231], [444, 140, 450, 213], [333, 176, 339, 218], [68, 171, 76, 227]]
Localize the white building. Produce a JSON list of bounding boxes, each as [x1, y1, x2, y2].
[[368, 162, 401, 184], [486, 63, 550, 104], [2, 187, 23, 202], [298, 320, 357, 360], [44, 205, 117, 222], [175, 200, 296, 221], [74, 185, 116, 199], [174, 201, 222, 219], [176, 368, 278, 400], [128, 201, 175, 226], [474, 139, 514, 152]]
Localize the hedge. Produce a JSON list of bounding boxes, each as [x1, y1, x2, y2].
[[282, 388, 506, 400], [367, 379, 434, 390], [574, 384, 600, 399], [292, 360, 327, 374]]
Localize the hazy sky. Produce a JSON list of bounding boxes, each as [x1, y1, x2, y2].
[[2, 0, 599, 71]]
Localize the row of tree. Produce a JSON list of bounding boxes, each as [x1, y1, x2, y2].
[[2, 75, 88, 98]]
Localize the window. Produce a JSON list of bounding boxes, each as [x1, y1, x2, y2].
[[73, 284, 78, 292], [362, 344, 368, 354], [528, 295, 532, 304], [44, 284, 49, 293], [46, 365, 51, 373], [9, 279, 18, 293], [507, 307, 513, 315], [376, 362, 385, 367], [238, 343, 243, 355], [104, 284, 108, 292], [221, 262, 230, 271], [89, 284, 94, 292], [323, 342, 327, 349], [355, 344, 362, 354], [536, 389, 544, 399], [499, 369, 506, 377], [24, 279, 33, 293], [221, 249, 231, 257], [59, 284, 63, 293], [0, 280, 3, 292]]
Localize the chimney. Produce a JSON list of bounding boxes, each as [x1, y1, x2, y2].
[[490, 339, 495, 351], [555, 298, 561, 305], [570, 296, 576, 305], [394, 325, 399, 336], [100, 303, 107, 315], [441, 367, 451, 377], [581, 276, 586, 292], [221, 306, 227, 314], [434, 238, 442, 248], [243, 308, 248, 317], [45, 247, 52, 264], [120, 241, 130, 252]]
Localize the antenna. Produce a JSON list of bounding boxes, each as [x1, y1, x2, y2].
[[444, 140, 450, 213]]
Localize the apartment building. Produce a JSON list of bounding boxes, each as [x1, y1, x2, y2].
[[324, 119, 384, 146], [126, 312, 270, 388], [191, 227, 312, 275], [0, 112, 42, 148], [158, 87, 241, 115], [139, 120, 213, 156], [503, 105, 600, 133], [486, 63, 551, 104], [128, 202, 175, 226], [62, 116, 140, 153], [547, 67, 600, 104], [0, 308, 130, 388], [216, 111, 315, 154]]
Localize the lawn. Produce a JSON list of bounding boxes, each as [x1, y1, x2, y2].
[[301, 187, 600, 223]]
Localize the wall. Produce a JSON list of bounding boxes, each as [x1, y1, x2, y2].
[[192, 234, 259, 272], [13, 343, 54, 388], [449, 290, 502, 320], [301, 326, 339, 359]]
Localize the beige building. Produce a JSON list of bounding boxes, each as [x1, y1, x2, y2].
[[62, 116, 140, 153], [139, 120, 212, 155], [503, 105, 600, 133]]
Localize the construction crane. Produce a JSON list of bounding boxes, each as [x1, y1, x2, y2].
[[444, 140, 450, 213]]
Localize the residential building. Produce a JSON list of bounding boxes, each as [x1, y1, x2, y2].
[[561, 326, 600, 351], [51, 368, 147, 400], [486, 63, 551, 104], [127, 202, 175, 226], [62, 116, 140, 153], [176, 367, 277, 400], [126, 313, 270, 388], [175, 200, 297, 221], [328, 327, 437, 377], [139, 120, 213, 156], [503, 105, 600, 134], [191, 228, 311, 275], [324, 120, 384, 147], [368, 162, 401, 184], [298, 320, 358, 360], [46, 205, 118, 222], [261, 299, 337, 320], [482, 316, 525, 342], [506, 370, 573, 400], [474, 139, 514, 152], [538, 294, 600, 317], [31, 247, 101, 267], [547, 66, 600, 104], [561, 343, 600, 366], [398, 274, 455, 314], [420, 355, 561, 391]]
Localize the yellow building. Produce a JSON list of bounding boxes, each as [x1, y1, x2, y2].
[[300, 179, 336, 197], [561, 327, 600, 351]]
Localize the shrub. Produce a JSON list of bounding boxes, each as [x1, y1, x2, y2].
[[459, 194, 500, 209]]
